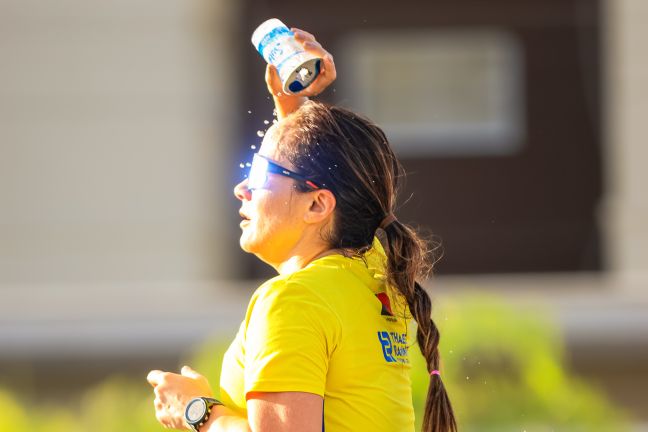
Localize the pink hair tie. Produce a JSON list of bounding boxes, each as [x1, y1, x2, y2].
[[430, 370, 440, 376]]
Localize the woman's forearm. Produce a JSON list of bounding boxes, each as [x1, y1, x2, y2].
[[203, 405, 252, 432], [273, 94, 308, 120]]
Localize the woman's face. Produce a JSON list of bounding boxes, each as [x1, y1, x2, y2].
[[234, 124, 312, 265]]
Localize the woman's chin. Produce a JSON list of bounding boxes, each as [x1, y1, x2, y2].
[[239, 233, 258, 254], [239, 237, 251, 252]]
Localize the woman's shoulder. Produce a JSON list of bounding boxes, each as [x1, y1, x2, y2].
[[252, 268, 334, 306], [249, 270, 333, 309], [246, 272, 342, 331]]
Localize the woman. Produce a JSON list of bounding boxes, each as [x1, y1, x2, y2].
[[147, 28, 456, 432]]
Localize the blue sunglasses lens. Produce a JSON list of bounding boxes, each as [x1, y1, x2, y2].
[[248, 154, 269, 189]]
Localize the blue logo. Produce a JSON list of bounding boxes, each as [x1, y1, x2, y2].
[[377, 331, 396, 362]]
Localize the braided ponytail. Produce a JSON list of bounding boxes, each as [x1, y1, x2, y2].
[[383, 221, 457, 432]]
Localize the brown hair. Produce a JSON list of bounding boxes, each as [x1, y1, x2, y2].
[[278, 101, 457, 432]]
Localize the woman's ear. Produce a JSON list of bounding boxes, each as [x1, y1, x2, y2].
[[304, 189, 336, 224]]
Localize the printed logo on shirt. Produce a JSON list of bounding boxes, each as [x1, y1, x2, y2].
[[377, 331, 409, 364], [375, 293, 393, 316]]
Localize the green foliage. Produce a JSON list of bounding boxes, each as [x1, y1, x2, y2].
[[0, 377, 164, 432], [410, 294, 632, 431], [0, 295, 633, 431], [74, 376, 162, 432]]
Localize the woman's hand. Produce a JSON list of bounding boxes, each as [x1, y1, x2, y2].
[[147, 365, 214, 430], [267, 28, 337, 119]]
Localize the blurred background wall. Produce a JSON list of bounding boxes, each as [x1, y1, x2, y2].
[[0, 0, 243, 399], [1, 0, 646, 429]]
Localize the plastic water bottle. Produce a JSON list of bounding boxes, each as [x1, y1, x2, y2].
[[251, 18, 321, 95]]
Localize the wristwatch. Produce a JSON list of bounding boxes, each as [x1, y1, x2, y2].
[[184, 396, 223, 431]]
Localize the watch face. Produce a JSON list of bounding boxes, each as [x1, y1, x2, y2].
[[186, 398, 207, 423]]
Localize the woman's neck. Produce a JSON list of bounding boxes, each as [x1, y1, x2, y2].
[[275, 245, 340, 275]]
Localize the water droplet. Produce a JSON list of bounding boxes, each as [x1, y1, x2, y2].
[[247, 110, 252, 114], [272, 119, 278, 125], [239, 163, 244, 168], [466, 376, 470, 380], [257, 130, 265, 137], [245, 162, 251, 167], [263, 120, 269, 125], [272, 109, 277, 117], [251, 145, 256, 150]]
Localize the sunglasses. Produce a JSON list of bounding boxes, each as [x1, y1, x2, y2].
[[247, 153, 320, 191]]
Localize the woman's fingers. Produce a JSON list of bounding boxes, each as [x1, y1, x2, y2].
[[291, 28, 316, 42], [265, 64, 284, 97], [301, 53, 336, 97], [181, 365, 202, 380], [301, 39, 324, 54], [301, 42, 333, 71], [147, 369, 163, 387]]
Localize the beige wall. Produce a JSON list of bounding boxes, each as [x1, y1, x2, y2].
[[0, 0, 237, 285], [604, 0, 648, 287]]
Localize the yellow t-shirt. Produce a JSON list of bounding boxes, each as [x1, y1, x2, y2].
[[219, 239, 415, 431]]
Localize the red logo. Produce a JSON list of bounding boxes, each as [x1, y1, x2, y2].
[[375, 292, 393, 316]]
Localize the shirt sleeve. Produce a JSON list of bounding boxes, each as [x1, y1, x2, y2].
[[243, 279, 340, 397]]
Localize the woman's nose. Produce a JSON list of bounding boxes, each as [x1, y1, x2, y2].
[[234, 179, 252, 201]]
